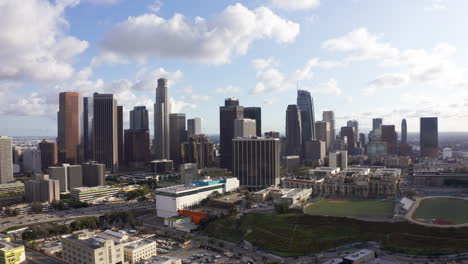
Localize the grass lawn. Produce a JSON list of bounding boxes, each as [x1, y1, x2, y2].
[[303, 199, 394, 218], [412, 198, 468, 225], [203, 212, 468, 257]]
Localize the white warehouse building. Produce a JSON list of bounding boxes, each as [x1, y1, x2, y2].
[[155, 177, 239, 218]]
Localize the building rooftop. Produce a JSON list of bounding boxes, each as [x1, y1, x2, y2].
[[71, 186, 119, 192], [156, 177, 235, 194], [343, 249, 374, 261], [0, 240, 22, 250], [281, 188, 311, 199], [65, 232, 118, 249], [124, 239, 155, 250], [141, 256, 182, 264]]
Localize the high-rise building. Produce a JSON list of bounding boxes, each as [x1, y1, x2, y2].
[[264, 131, 280, 138], [315, 121, 331, 151], [372, 118, 383, 130], [286, 105, 302, 156], [322, 111, 335, 151], [329, 150, 348, 170], [24, 174, 60, 203], [420, 117, 438, 158], [117, 105, 124, 165], [401, 119, 407, 145], [381, 125, 397, 155], [124, 129, 150, 165], [303, 140, 326, 163], [154, 78, 171, 160], [82, 162, 105, 187], [83, 97, 94, 161], [181, 135, 215, 169], [340, 126, 355, 155], [180, 163, 198, 185], [0, 137, 13, 184], [58, 92, 81, 164], [169, 113, 186, 166], [49, 164, 83, 192], [347, 120, 359, 143], [359, 133, 366, 146], [93, 93, 118, 172], [234, 119, 256, 138], [22, 149, 42, 174], [297, 90, 316, 142], [187, 118, 201, 138], [48, 166, 67, 192], [219, 98, 244, 170], [130, 106, 149, 130], [233, 137, 280, 189], [38, 139, 57, 173], [244, 107, 262, 137]]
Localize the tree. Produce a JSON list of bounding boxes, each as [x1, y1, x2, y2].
[[31, 202, 43, 214]]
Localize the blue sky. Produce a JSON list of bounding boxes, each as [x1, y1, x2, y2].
[[1, 0, 468, 136]]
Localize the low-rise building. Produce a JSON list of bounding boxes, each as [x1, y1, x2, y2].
[[62, 231, 124, 264], [281, 177, 318, 189], [278, 188, 312, 206], [123, 239, 157, 264], [70, 186, 120, 202], [139, 256, 182, 264], [343, 249, 375, 264], [0, 182, 24, 196], [0, 240, 26, 264], [155, 177, 239, 218]]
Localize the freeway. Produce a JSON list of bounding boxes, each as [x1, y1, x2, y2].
[[0, 202, 154, 232], [25, 247, 65, 264]]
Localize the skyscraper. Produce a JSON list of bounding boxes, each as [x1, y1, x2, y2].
[[233, 137, 280, 189], [117, 105, 123, 165], [315, 121, 331, 151], [124, 129, 150, 165], [219, 98, 244, 169], [0, 137, 13, 184], [82, 162, 105, 187], [187, 118, 202, 138], [57, 92, 81, 164], [286, 105, 302, 156], [23, 149, 42, 174], [24, 175, 60, 203], [401, 119, 407, 145], [169, 113, 186, 166], [181, 135, 215, 169], [420, 117, 438, 158], [347, 120, 359, 143], [381, 125, 397, 155], [373, 118, 383, 130], [93, 93, 118, 172], [154, 78, 171, 160], [130, 106, 149, 130], [322, 111, 335, 151], [297, 90, 316, 142], [38, 139, 57, 173], [340, 126, 355, 155], [234, 119, 256, 138], [83, 97, 93, 161], [244, 107, 262, 137]]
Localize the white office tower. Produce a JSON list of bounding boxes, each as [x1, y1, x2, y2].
[[154, 78, 171, 159], [234, 119, 256, 138], [0, 137, 13, 183], [23, 149, 42, 174], [329, 150, 348, 170], [323, 111, 336, 151]]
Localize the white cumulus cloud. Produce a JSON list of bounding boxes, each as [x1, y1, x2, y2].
[[270, 0, 320, 10]]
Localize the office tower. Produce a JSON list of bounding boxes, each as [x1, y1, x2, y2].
[[286, 105, 302, 156], [48, 166, 67, 192], [38, 139, 57, 173], [420, 117, 438, 158], [359, 133, 366, 146], [130, 106, 149, 130], [57, 92, 81, 164], [297, 90, 316, 143], [234, 119, 256, 138], [150, 160, 173, 174], [83, 97, 93, 161], [315, 121, 331, 151], [154, 78, 171, 159], [264, 131, 280, 138], [169, 113, 186, 166], [372, 118, 383, 130], [82, 162, 105, 187], [401, 119, 407, 145], [368, 141, 388, 159], [12, 146, 22, 165], [124, 129, 150, 165], [381, 125, 397, 155], [303, 140, 326, 163], [181, 163, 198, 185], [322, 111, 335, 151], [187, 118, 202, 138], [340, 126, 355, 155], [329, 150, 348, 170], [244, 107, 262, 137], [0, 137, 13, 184], [49, 164, 83, 192], [22, 149, 42, 174], [117, 105, 124, 165], [24, 174, 60, 203], [93, 93, 118, 172], [347, 120, 359, 143], [219, 98, 244, 169], [181, 135, 215, 169], [233, 137, 280, 189]]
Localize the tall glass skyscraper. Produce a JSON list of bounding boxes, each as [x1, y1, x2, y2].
[[401, 119, 407, 145], [420, 117, 438, 158], [297, 90, 316, 142], [154, 78, 171, 160]]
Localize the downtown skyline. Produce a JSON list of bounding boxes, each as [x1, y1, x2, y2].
[[1, 0, 468, 136]]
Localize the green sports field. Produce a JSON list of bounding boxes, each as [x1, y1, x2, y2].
[[303, 199, 394, 218], [412, 197, 468, 225]]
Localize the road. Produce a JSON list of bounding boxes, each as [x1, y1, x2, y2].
[[26, 248, 65, 264], [0, 202, 154, 232]]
